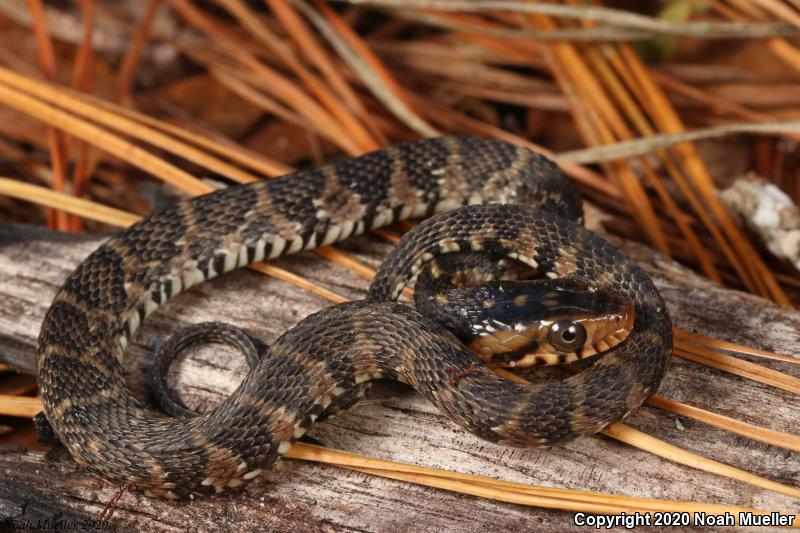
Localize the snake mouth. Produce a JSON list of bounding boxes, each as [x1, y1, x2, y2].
[[468, 291, 636, 368]]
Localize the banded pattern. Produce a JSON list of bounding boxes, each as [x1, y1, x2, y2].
[[36, 137, 670, 498]]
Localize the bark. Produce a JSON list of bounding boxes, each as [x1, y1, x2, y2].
[[0, 221, 798, 532]]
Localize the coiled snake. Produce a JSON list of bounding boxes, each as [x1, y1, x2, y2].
[[36, 137, 672, 498]]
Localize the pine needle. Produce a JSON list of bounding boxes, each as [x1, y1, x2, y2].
[[646, 395, 800, 453], [0, 66, 262, 184], [674, 328, 799, 365], [0, 394, 41, 418], [0, 177, 140, 227], [0, 80, 211, 195], [675, 345, 800, 395], [604, 424, 800, 500], [329, 0, 800, 39], [28, 0, 69, 231], [557, 121, 800, 164], [290, 0, 440, 137]]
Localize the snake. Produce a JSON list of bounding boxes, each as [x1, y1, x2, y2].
[[36, 136, 672, 499]]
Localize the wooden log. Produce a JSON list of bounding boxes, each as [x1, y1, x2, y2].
[[0, 221, 798, 531]]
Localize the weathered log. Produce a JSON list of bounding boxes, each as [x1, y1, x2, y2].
[[0, 221, 798, 532]]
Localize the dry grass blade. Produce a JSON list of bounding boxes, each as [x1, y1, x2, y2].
[[749, 0, 800, 25], [561, 40, 761, 297], [529, 16, 670, 256], [344, 469, 793, 524], [585, 47, 719, 281], [394, 9, 686, 41], [206, 64, 316, 133], [216, 0, 379, 153], [288, 442, 782, 517], [617, 46, 788, 304], [715, 1, 800, 73], [653, 71, 780, 125], [67, 0, 95, 233], [167, 0, 363, 156], [1, 63, 291, 210], [313, 246, 377, 280], [70, 73, 294, 176], [115, 0, 162, 104], [267, 0, 393, 144], [248, 262, 348, 304], [335, 468, 778, 520]]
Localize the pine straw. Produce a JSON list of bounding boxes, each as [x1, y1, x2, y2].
[[290, 0, 440, 137], [370, 4, 791, 303], [515, 10, 785, 303], [557, 121, 800, 164], [1, 0, 799, 520], [328, 0, 800, 39], [675, 329, 800, 365]]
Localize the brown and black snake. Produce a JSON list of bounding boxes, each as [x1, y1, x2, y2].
[[36, 136, 672, 499]]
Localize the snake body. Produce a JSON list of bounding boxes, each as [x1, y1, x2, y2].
[[37, 137, 671, 498]]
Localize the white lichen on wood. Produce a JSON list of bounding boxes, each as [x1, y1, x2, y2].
[[720, 175, 800, 271]]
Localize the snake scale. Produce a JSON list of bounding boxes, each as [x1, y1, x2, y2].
[[37, 136, 672, 499]]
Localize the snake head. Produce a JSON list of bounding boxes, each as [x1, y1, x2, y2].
[[460, 280, 635, 367]]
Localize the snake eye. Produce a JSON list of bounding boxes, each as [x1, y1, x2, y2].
[[548, 319, 587, 352]]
